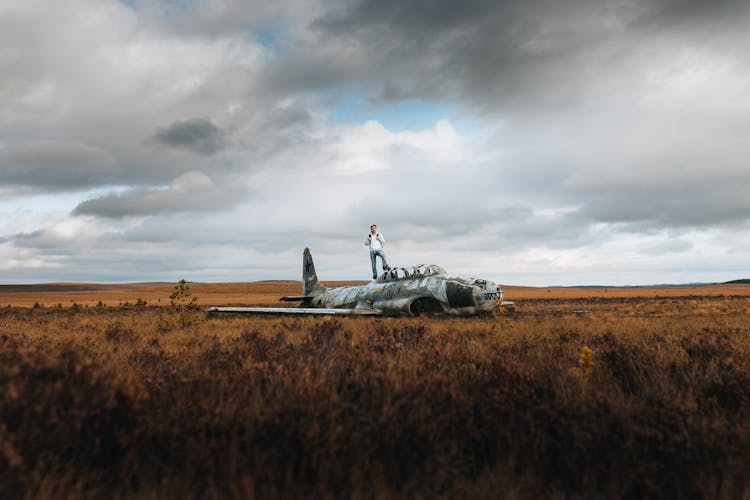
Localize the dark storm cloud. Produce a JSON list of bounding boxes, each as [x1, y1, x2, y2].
[[308, 0, 750, 111], [302, 0, 604, 108], [636, 0, 750, 30], [0, 142, 118, 190], [152, 118, 227, 155]]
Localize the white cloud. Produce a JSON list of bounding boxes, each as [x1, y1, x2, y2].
[[73, 170, 243, 217]]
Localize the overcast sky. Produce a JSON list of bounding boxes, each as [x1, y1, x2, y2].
[[1, 0, 749, 285]]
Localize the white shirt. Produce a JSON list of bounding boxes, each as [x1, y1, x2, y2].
[[365, 232, 385, 251]]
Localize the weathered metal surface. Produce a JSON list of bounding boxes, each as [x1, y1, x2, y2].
[[207, 248, 515, 317]]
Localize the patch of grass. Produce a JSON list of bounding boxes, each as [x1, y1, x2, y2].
[[1, 296, 750, 497]]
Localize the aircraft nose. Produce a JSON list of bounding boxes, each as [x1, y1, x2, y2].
[[480, 281, 502, 302]]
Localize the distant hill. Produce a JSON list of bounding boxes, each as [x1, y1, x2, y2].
[[559, 282, 716, 289], [558, 281, 750, 288]]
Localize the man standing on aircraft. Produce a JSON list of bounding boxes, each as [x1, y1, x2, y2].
[[365, 224, 390, 279]]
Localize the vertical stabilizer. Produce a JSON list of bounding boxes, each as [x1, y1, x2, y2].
[[303, 248, 327, 296]]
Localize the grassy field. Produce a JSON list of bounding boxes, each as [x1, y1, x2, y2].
[[1, 281, 749, 307], [2, 283, 750, 498]]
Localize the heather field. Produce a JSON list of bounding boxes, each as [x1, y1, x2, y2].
[[1, 281, 748, 307], [2, 283, 750, 498]]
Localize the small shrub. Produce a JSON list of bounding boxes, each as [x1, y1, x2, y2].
[[104, 321, 137, 343], [169, 279, 199, 328]]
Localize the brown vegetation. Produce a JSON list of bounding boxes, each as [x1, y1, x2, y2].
[[1, 281, 749, 307], [2, 285, 750, 498]]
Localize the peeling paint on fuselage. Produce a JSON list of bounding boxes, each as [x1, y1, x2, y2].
[[306, 272, 503, 316]]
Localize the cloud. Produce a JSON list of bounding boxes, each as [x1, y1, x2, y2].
[[0, 141, 118, 190], [0, 230, 45, 246], [308, 0, 750, 110], [72, 170, 243, 218], [0, 229, 86, 254], [0, 0, 275, 191], [575, 184, 750, 230], [152, 117, 227, 155], [2, 0, 750, 284], [244, 0, 750, 235]]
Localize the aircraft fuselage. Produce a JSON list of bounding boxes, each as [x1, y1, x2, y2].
[[303, 272, 503, 316]]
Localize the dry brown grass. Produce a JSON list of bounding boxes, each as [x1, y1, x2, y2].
[[2, 284, 750, 498], [1, 281, 748, 307], [507, 283, 750, 299]]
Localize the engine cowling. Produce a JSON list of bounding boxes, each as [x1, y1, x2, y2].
[[372, 297, 445, 316], [372, 297, 416, 316]]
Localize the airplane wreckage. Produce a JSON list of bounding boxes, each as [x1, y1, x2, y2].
[[207, 248, 514, 317]]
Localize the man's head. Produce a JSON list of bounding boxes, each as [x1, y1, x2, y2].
[[370, 224, 377, 234]]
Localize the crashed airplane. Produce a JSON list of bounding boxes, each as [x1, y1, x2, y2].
[[208, 248, 514, 317]]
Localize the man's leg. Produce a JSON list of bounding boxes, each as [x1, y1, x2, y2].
[[370, 251, 378, 279], [377, 250, 389, 271]]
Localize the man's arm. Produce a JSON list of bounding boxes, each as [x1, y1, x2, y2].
[[378, 233, 385, 244], [365, 234, 372, 246]]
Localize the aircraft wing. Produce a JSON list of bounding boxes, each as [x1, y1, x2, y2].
[[279, 295, 314, 302], [206, 306, 383, 316]]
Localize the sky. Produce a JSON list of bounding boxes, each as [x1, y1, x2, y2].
[[1, 0, 750, 286]]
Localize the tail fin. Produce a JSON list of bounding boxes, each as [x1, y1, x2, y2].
[[302, 248, 327, 296]]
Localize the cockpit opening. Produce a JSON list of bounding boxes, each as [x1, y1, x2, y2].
[[377, 264, 446, 282]]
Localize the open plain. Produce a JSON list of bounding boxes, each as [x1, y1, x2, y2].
[[2, 282, 750, 498]]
